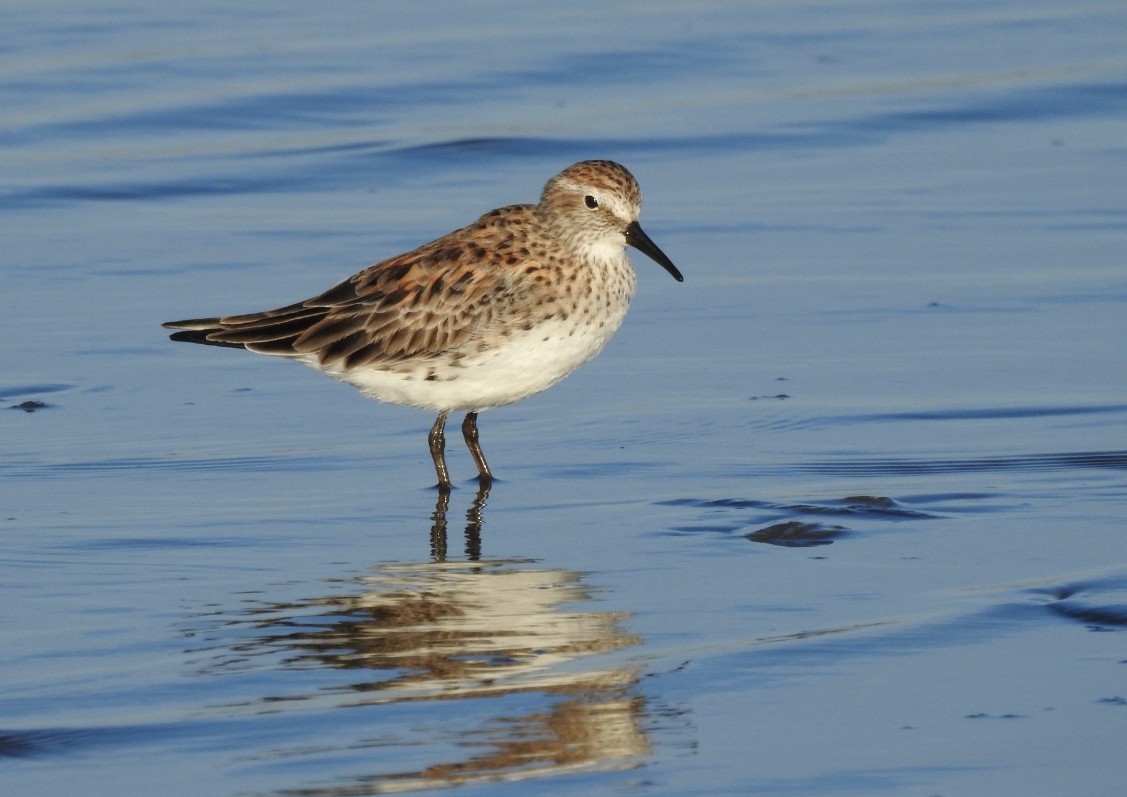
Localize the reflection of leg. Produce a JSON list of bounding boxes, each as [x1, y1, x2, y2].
[[430, 487, 450, 562], [461, 412, 493, 485], [429, 412, 451, 489], [464, 482, 490, 561]]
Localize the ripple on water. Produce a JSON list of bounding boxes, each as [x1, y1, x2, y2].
[[792, 450, 1127, 476], [662, 493, 946, 545], [1029, 574, 1127, 629], [0, 383, 75, 401]]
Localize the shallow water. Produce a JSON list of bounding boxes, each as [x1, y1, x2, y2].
[[3, 2, 1127, 795]]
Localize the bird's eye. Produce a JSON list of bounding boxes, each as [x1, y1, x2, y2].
[[584, 195, 598, 209]]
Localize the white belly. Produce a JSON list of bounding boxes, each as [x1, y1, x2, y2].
[[320, 314, 626, 413], [287, 250, 639, 414]]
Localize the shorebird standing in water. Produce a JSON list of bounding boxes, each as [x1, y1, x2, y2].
[[163, 160, 683, 489]]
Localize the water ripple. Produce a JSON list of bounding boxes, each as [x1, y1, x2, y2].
[[793, 450, 1127, 476], [661, 493, 944, 544], [1029, 574, 1127, 629], [0, 453, 351, 479], [806, 403, 1127, 427]]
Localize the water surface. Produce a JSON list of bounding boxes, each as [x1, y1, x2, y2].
[[3, 2, 1126, 795]]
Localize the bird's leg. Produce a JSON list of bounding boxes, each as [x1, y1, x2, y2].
[[461, 412, 493, 485], [428, 412, 452, 490]]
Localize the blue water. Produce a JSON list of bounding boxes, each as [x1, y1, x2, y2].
[[3, 2, 1126, 795]]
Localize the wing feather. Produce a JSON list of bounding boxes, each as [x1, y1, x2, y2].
[[163, 204, 550, 368]]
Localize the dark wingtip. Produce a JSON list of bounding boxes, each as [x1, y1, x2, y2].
[[165, 328, 247, 349]]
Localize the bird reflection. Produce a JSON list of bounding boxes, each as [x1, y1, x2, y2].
[[428, 483, 489, 561], [194, 488, 649, 793]]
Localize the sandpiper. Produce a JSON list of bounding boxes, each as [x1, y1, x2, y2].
[[163, 160, 683, 488]]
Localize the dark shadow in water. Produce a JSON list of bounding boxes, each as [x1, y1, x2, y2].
[[7, 400, 49, 412], [664, 493, 940, 545], [184, 488, 650, 794], [1029, 574, 1127, 629], [745, 520, 848, 548]]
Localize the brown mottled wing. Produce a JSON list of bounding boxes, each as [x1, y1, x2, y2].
[[164, 206, 543, 371]]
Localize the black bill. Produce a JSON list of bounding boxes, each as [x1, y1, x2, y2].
[[625, 221, 684, 282]]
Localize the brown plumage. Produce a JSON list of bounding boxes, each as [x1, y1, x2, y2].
[[164, 160, 682, 488]]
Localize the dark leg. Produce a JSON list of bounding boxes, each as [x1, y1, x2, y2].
[[461, 412, 493, 485], [428, 412, 452, 490]]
